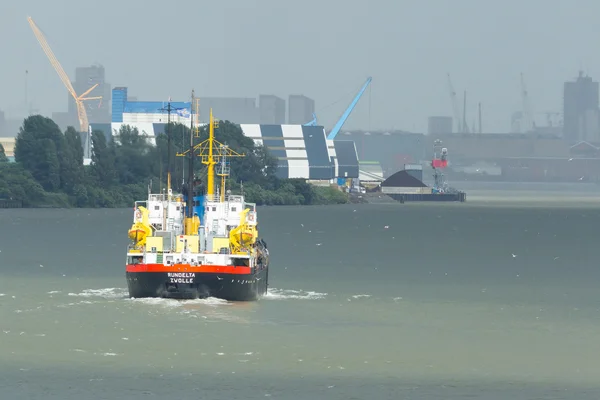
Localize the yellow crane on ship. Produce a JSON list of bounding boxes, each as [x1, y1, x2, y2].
[[27, 17, 102, 133]]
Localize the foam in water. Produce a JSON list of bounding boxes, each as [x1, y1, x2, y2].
[[67, 288, 128, 299], [264, 288, 327, 300], [129, 296, 230, 311], [66, 287, 327, 304]]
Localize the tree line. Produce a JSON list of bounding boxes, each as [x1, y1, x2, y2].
[[0, 115, 348, 207]]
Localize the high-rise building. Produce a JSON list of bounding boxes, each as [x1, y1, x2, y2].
[[259, 95, 285, 124], [288, 95, 315, 124], [563, 71, 599, 143]]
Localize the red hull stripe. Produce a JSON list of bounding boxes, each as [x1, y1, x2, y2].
[[126, 263, 252, 274]]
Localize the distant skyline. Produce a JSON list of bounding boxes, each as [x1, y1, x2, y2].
[[1, 0, 599, 132]]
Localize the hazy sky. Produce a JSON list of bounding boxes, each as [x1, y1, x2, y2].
[[1, 0, 599, 132]]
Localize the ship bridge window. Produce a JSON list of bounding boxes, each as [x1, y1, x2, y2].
[[212, 206, 216, 211], [232, 257, 249, 267], [155, 206, 160, 210], [129, 256, 143, 264], [231, 207, 236, 212]]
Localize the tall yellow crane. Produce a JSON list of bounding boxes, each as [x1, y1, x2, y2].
[[27, 16, 102, 133]]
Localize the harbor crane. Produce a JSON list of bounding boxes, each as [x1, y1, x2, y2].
[[27, 17, 102, 133], [304, 76, 372, 140]]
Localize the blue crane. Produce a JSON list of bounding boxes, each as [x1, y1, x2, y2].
[[303, 112, 318, 126], [303, 77, 372, 140]]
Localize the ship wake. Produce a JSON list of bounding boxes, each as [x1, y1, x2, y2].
[[67, 288, 230, 306], [67, 287, 327, 304], [264, 288, 327, 300]]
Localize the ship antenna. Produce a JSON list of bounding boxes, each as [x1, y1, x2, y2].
[[159, 98, 185, 197], [159, 99, 173, 198]]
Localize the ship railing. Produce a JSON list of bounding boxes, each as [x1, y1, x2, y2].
[[228, 195, 244, 202], [204, 194, 247, 203], [203, 194, 220, 203], [146, 193, 184, 202], [127, 243, 143, 253]]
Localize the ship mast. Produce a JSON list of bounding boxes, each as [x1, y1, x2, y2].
[[176, 108, 245, 207], [183, 90, 196, 235], [187, 90, 195, 218], [206, 109, 216, 197], [166, 104, 172, 197]]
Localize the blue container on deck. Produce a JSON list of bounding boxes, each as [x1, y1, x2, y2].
[[183, 194, 206, 226], [337, 178, 346, 186]]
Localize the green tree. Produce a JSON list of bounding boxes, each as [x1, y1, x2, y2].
[[0, 143, 8, 163], [90, 130, 117, 188], [14, 115, 64, 191], [61, 127, 85, 193], [154, 122, 193, 191], [114, 125, 155, 185], [4, 117, 348, 208], [0, 163, 47, 206], [191, 120, 278, 188]]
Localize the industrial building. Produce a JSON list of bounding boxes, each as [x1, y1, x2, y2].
[[111, 88, 296, 127], [87, 92, 358, 180], [288, 95, 315, 124], [239, 124, 358, 180], [88, 121, 358, 181], [112, 87, 191, 125]]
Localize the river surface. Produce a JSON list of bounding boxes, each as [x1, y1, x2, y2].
[[1, 194, 600, 399]]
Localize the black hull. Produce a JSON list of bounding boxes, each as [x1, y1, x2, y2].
[[126, 268, 269, 301]]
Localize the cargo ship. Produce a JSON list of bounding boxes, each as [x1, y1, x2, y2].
[[125, 100, 269, 301]]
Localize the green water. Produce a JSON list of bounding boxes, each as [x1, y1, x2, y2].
[[1, 199, 600, 399]]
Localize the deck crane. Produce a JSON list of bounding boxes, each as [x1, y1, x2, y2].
[[446, 73, 463, 133], [520, 73, 534, 132], [304, 77, 372, 140], [27, 17, 102, 133]]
